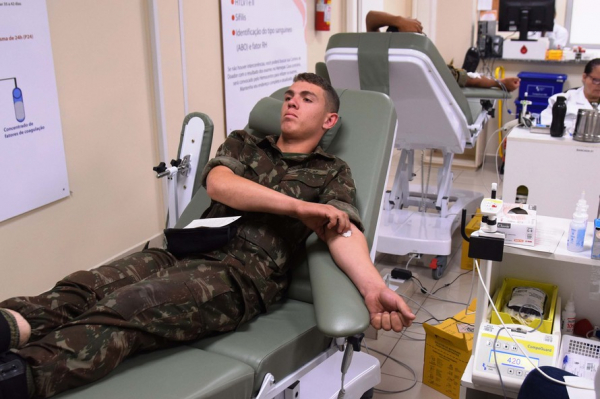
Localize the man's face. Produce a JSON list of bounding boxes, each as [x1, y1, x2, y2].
[[583, 66, 600, 101], [280, 80, 336, 141]]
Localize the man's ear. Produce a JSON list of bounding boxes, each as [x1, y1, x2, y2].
[[322, 113, 339, 130]]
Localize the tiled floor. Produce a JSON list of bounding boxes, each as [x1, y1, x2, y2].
[[366, 149, 502, 399]]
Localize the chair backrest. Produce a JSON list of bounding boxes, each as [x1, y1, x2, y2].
[[325, 32, 473, 153], [177, 112, 214, 198], [248, 88, 396, 245], [167, 113, 213, 227], [177, 89, 397, 303]]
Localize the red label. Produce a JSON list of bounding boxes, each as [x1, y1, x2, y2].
[[521, 45, 528, 54]]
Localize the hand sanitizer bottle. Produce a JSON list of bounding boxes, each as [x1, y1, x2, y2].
[[567, 192, 588, 252], [561, 294, 576, 335]]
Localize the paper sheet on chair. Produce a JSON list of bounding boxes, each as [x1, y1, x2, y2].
[[564, 376, 595, 399], [184, 216, 240, 229]]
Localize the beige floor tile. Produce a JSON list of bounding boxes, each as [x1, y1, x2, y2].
[[381, 333, 426, 381], [437, 267, 477, 292], [371, 374, 416, 398], [373, 373, 448, 399], [418, 298, 472, 325], [362, 333, 401, 369]]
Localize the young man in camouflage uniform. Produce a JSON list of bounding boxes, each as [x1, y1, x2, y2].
[[0, 73, 415, 398]]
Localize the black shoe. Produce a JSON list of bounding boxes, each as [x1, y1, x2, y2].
[[0, 309, 18, 353], [0, 352, 29, 399]]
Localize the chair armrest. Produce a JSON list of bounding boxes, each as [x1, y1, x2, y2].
[[305, 234, 370, 337], [462, 87, 511, 100]]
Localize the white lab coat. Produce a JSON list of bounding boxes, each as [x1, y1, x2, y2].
[[528, 22, 569, 49], [540, 87, 594, 134]]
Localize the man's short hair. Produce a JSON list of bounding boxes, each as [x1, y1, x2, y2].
[[293, 73, 340, 113]]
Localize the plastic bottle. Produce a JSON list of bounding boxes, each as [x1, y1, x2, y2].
[[561, 293, 576, 335], [567, 192, 589, 252], [550, 95, 567, 137], [592, 196, 600, 259]]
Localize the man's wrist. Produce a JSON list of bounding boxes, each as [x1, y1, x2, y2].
[[359, 279, 388, 298], [290, 198, 305, 219]]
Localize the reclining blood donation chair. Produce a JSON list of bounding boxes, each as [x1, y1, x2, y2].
[[56, 87, 398, 399], [324, 33, 509, 279]]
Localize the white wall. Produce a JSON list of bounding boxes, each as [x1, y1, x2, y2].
[[1, 1, 581, 299], [0, 1, 350, 299], [1, 2, 167, 298]]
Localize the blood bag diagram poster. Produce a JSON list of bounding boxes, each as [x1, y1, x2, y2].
[[0, 1, 69, 222], [221, 0, 307, 135]]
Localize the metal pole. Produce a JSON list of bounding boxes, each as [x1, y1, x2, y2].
[[148, 0, 170, 216]]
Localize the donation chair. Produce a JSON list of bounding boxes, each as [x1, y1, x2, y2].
[[324, 32, 509, 279], [56, 87, 397, 399]]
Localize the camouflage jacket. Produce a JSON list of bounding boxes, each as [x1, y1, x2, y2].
[[447, 63, 469, 87], [196, 130, 363, 320]]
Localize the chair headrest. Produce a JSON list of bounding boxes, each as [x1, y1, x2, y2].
[[248, 96, 342, 152]]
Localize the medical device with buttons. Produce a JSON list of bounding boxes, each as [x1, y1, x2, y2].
[[472, 310, 561, 391], [464, 184, 562, 392]]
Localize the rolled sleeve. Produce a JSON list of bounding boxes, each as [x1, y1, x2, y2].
[[448, 64, 469, 87], [320, 164, 364, 232], [201, 131, 247, 187]]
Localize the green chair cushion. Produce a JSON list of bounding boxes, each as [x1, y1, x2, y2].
[[189, 298, 330, 393], [54, 346, 254, 399]]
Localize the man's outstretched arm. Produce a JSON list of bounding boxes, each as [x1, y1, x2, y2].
[[466, 76, 520, 92], [322, 224, 416, 332], [207, 165, 415, 330]]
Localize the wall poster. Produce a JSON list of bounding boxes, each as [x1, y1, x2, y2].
[[0, 1, 69, 222], [220, 0, 308, 135]]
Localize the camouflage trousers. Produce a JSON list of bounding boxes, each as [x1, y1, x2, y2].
[[1, 248, 259, 398]]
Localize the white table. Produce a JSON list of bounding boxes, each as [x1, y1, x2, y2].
[[460, 215, 600, 398], [503, 127, 600, 220]]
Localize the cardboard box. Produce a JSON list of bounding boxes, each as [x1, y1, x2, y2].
[[496, 203, 537, 246], [460, 211, 481, 270], [423, 300, 477, 399]]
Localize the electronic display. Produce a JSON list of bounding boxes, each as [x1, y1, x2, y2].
[[489, 350, 539, 372]]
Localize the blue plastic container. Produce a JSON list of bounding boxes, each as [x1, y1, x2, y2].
[[517, 72, 568, 101], [514, 72, 568, 121]]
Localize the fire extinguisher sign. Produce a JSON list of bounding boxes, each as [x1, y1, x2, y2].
[[221, 0, 308, 136]]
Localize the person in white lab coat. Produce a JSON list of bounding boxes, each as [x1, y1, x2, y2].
[[540, 58, 600, 134], [529, 21, 569, 49]]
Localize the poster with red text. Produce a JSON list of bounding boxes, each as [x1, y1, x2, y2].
[[221, 0, 307, 135]]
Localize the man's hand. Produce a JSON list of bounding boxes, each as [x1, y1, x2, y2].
[[364, 287, 416, 332], [295, 202, 351, 240], [393, 15, 423, 33], [500, 77, 520, 92], [366, 10, 423, 33]]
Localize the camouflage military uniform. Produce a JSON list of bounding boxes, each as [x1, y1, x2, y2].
[[447, 63, 469, 87], [1, 130, 363, 398]]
